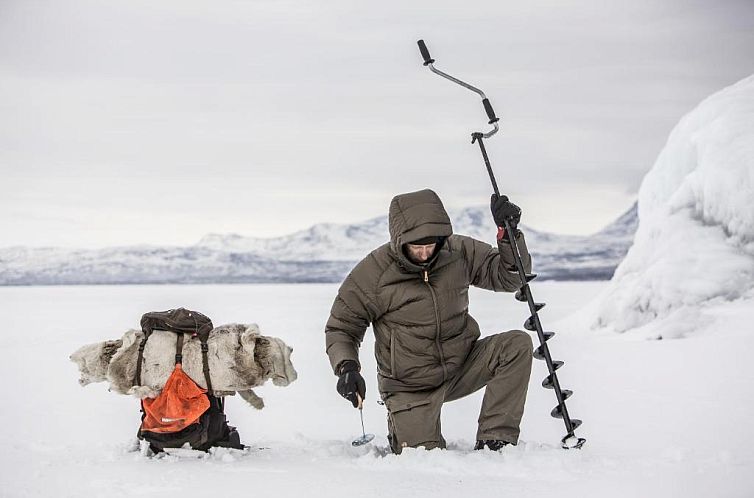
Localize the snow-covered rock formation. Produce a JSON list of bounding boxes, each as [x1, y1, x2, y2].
[[593, 75, 754, 337]]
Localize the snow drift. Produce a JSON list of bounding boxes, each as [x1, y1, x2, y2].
[[593, 75, 754, 337]]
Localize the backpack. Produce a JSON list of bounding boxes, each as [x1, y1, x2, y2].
[[134, 308, 244, 453]]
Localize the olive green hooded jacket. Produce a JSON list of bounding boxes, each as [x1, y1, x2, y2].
[[325, 189, 531, 393]]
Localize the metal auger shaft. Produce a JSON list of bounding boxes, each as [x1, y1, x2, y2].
[[417, 39, 585, 450], [508, 224, 585, 449]]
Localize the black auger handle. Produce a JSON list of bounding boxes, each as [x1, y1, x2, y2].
[[482, 98, 499, 124], [417, 39, 435, 66]]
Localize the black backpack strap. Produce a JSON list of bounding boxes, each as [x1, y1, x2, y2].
[[134, 329, 152, 387], [200, 337, 213, 395], [175, 332, 184, 365]]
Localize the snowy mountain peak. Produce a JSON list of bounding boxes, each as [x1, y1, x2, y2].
[[594, 202, 638, 239], [0, 204, 638, 285], [197, 233, 248, 247]]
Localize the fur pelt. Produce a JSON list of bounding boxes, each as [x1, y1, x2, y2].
[[70, 323, 296, 409]]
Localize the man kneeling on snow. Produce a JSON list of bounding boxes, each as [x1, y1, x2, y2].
[[325, 189, 534, 453]]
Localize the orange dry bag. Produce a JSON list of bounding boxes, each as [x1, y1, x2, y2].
[[140, 363, 210, 433]]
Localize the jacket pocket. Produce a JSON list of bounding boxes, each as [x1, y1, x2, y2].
[[385, 397, 436, 452], [375, 337, 394, 378], [386, 398, 432, 414]]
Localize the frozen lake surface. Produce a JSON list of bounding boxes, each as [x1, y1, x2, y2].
[[0, 282, 751, 497]]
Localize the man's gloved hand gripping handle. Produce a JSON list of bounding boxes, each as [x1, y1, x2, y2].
[[490, 194, 522, 239], [336, 360, 366, 408]]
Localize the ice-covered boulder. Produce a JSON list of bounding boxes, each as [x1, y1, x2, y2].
[[593, 75, 754, 337]]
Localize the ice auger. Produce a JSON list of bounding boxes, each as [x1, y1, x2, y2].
[[417, 40, 586, 450]]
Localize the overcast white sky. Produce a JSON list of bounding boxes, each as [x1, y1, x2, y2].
[[1, 0, 753, 248]]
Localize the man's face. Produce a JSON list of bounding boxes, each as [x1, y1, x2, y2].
[[405, 243, 437, 264]]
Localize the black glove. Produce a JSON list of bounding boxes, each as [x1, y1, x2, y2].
[[490, 194, 522, 234], [336, 360, 366, 408]]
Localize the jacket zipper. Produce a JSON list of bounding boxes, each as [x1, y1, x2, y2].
[[423, 269, 448, 382], [389, 329, 396, 378]]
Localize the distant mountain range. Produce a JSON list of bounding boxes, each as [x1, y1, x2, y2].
[[0, 204, 637, 285]]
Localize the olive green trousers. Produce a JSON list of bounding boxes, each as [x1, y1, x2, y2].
[[382, 330, 533, 453]]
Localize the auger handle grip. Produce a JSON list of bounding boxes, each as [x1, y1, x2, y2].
[[417, 39, 435, 66], [482, 98, 499, 124]]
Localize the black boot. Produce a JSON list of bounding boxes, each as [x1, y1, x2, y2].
[[474, 439, 511, 451]]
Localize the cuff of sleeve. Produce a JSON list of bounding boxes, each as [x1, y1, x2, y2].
[[337, 360, 360, 375], [497, 228, 521, 243], [327, 342, 360, 374]]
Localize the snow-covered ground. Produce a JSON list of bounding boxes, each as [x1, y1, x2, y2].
[[1, 282, 752, 498]]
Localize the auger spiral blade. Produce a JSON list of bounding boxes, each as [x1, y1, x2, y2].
[[525, 273, 537, 282], [561, 430, 586, 450], [534, 332, 556, 359], [540, 362, 565, 386], [533, 302, 546, 312], [515, 288, 528, 302], [542, 375, 555, 389], [524, 316, 537, 331], [551, 404, 565, 419]]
